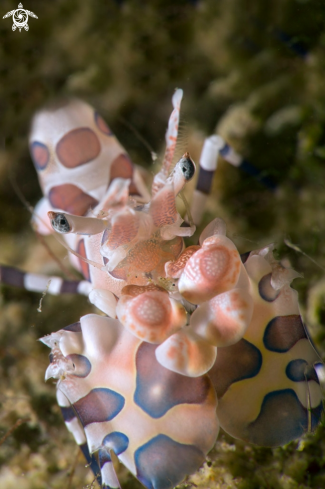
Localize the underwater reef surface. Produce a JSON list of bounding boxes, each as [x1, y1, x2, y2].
[[0, 0, 325, 488]]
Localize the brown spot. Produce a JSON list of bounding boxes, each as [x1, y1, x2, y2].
[[73, 388, 124, 426], [56, 128, 100, 168], [134, 342, 212, 417], [77, 239, 90, 281], [48, 184, 98, 215], [259, 273, 280, 302], [263, 315, 306, 352], [129, 181, 141, 196], [209, 339, 262, 399], [109, 154, 140, 195], [110, 154, 133, 180]]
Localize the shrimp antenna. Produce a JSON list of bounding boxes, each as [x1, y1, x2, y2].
[[118, 116, 157, 162], [54, 232, 103, 271], [8, 165, 34, 214], [284, 238, 325, 273], [8, 168, 79, 279]]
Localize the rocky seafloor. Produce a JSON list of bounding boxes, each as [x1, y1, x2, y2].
[[1, 1, 325, 488]]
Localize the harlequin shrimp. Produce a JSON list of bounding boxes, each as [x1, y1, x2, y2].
[[0, 89, 323, 489]]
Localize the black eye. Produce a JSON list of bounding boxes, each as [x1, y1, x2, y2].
[[180, 155, 195, 181], [51, 213, 71, 233]]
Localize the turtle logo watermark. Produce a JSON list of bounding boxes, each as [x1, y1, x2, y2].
[[3, 3, 38, 32]]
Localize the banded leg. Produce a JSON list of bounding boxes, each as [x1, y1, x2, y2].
[[191, 135, 220, 225], [0, 264, 92, 296], [98, 450, 122, 489], [56, 390, 102, 486], [218, 139, 277, 191], [191, 135, 277, 225]]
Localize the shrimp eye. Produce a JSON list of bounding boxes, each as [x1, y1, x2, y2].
[[181, 154, 195, 181], [51, 213, 71, 233]]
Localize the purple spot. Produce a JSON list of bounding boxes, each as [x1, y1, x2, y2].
[[286, 359, 319, 383], [134, 342, 211, 418], [30, 141, 50, 170], [258, 273, 280, 302], [263, 315, 306, 352], [135, 434, 205, 489], [60, 405, 76, 422], [64, 322, 81, 332], [67, 354, 91, 378], [209, 339, 262, 399], [247, 389, 323, 447], [73, 388, 124, 427], [98, 432, 129, 467]]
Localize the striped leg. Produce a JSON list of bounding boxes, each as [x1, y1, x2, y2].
[[191, 135, 221, 225], [191, 135, 277, 225], [218, 139, 277, 191], [0, 264, 92, 296], [56, 389, 102, 486], [98, 454, 122, 489]]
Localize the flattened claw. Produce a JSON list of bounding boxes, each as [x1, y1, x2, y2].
[[117, 288, 187, 343], [190, 287, 254, 347], [156, 329, 217, 377], [178, 235, 242, 304]]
